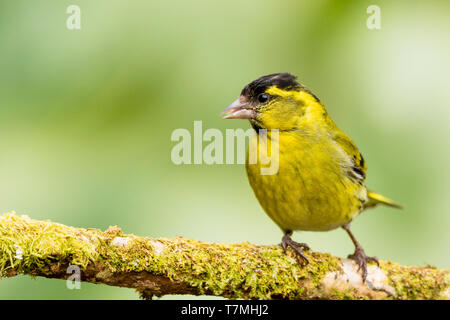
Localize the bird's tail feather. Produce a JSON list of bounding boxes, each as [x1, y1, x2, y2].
[[365, 191, 403, 209]]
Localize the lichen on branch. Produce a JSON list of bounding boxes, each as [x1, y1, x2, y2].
[[0, 212, 448, 300]]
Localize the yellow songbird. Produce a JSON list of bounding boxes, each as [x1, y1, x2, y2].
[[222, 73, 401, 280]]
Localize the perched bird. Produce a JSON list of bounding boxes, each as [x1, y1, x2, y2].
[[222, 73, 401, 280]]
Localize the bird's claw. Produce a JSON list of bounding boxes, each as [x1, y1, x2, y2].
[[281, 234, 310, 265], [347, 246, 379, 282]]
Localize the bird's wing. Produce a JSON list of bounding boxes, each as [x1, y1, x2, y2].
[[331, 128, 403, 210], [332, 131, 367, 182]]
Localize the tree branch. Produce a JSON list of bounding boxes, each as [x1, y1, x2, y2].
[[0, 212, 448, 300]]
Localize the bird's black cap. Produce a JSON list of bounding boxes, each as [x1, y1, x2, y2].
[[241, 73, 319, 102], [241, 73, 301, 97]]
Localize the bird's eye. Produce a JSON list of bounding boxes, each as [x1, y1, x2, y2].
[[258, 93, 270, 103]]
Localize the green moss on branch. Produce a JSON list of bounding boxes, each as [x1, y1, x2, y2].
[[0, 212, 448, 300]]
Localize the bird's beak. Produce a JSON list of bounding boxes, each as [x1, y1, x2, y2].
[[221, 96, 255, 119]]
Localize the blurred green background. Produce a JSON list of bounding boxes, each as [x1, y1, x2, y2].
[[0, 0, 449, 299]]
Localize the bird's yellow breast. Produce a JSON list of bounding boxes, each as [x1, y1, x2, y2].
[[246, 128, 367, 232]]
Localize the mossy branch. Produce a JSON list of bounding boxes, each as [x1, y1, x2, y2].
[[0, 213, 448, 300]]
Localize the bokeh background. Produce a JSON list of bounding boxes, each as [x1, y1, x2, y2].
[[0, 0, 449, 299]]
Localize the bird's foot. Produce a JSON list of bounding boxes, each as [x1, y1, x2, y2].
[[280, 233, 310, 265], [347, 246, 379, 282]]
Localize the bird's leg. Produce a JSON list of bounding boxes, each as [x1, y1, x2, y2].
[[280, 231, 310, 265], [342, 223, 379, 282]]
